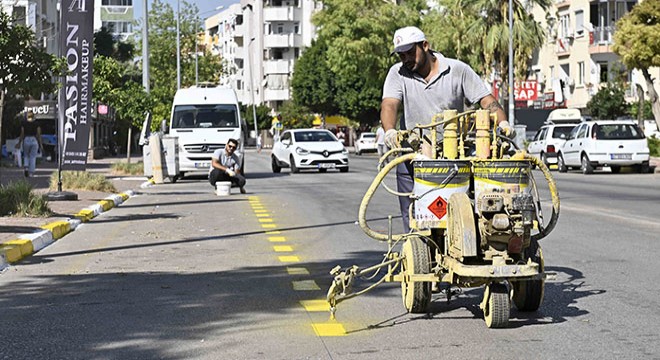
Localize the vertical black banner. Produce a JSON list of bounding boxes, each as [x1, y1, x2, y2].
[[59, 0, 94, 170]]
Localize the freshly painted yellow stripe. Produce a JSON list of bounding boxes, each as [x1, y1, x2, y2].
[[253, 209, 268, 213], [251, 206, 265, 210], [258, 218, 274, 223], [3, 239, 34, 256], [312, 323, 346, 337], [255, 213, 270, 217], [265, 230, 281, 235], [286, 267, 309, 275], [268, 236, 287, 242], [261, 224, 277, 229], [273, 245, 293, 252], [278, 255, 300, 262], [292, 280, 320, 291], [300, 300, 330, 312]]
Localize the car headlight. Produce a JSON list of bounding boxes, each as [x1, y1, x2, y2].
[[296, 147, 309, 155], [342, 148, 348, 155]]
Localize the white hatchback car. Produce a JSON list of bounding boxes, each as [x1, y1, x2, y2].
[[354, 132, 378, 155], [527, 123, 577, 167], [557, 120, 651, 174], [271, 129, 349, 173]]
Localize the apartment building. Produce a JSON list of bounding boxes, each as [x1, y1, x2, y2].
[[1, 0, 59, 54], [531, 0, 658, 111], [94, 0, 134, 41], [203, 0, 320, 111]]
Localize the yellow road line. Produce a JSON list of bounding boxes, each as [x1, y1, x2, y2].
[[292, 280, 320, 291], [312, 323, 346, 337], [261, 224, 277, 229], [278, 255, 300, 262], [258, 218, 273, 223], [300, 300, 330, 312], [268, 236, 286, 242], [265, 230, 281, 235], [255, 213, 270, 217], [286, 267, 309, 275], [273, 245, 293, 252]]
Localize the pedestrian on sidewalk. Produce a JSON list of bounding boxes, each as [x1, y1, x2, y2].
[[208, 138, 246, 194], [375, 122, 386, 158], [256, 133, 263, 153], [15, 110, 43, 177]]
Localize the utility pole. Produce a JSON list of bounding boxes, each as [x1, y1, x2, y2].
[[176, 0, 181, 90], [508, 0, 515, 125]]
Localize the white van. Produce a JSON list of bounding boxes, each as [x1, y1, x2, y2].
[[167, 86, 247, 178]]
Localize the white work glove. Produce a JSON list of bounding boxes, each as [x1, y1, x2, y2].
[[384, 129, 399, 149], [225, 169, 236, 177], [498, 120, 516, 139]]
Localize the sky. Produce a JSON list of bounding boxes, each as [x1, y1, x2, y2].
[[132, 0, 240, 21]]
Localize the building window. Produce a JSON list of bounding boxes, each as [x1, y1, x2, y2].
[[578, 61, 585, 85], [294, 48, 300, 59], [559, 13, 570, 38], [575, 10, 584, 37], [277, 24, 284, 34], [101, 0, 132, 6], [294, 22, 299, 34], [599, 62, 608, 82]]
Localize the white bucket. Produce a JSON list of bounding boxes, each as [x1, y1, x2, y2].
[[215, 181, 232, 196]]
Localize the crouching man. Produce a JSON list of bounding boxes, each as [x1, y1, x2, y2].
[[209, 138, 246, 194]]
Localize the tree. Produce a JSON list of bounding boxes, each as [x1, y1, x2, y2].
[[94, 27, 135, 63], [613, 0, 660, 129], [240, 104, 272, 133], [586, 82, 629, 120], [310, 0, 422, 123], [291, 40, 338, 117], [465, 0, 550, 104], [0, 10, 60, 146], [138, 0, 223, 127]]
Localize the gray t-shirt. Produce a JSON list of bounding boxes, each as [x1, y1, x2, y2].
[[210, 148, 240, 173], [382, 52, 491, 135]]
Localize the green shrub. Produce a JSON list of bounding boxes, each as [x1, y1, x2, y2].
[[0, 181, 52, 217], [649, 136, 660, 157], [111, 161, 144, 175], [50, 171, 117, 192]]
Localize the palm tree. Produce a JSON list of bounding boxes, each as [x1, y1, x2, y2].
[[465, 0, 550, 105]]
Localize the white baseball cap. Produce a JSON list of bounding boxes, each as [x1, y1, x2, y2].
[[392, 26, 426, 54]]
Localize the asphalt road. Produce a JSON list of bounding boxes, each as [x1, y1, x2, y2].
[[1, 150, 659, 360]]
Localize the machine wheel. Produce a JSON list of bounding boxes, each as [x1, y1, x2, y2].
[[483, 283, 510, 328], [610, 166, 621, 174], [401, 236, 431, 313], [557, 154, 567, 173], [271, 156, 281, 173], [340, 167, 349, 173], [581, 154, 594, 174], [319, 168, 327, 173], [511, 240, 545, 312], [290, 156, 300, 173]]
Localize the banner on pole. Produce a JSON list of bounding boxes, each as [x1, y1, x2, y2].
[[58, 0, 94, 170]]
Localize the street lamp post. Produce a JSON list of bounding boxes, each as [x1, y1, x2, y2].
[[508, 0, 515, 125], [176, 0, 181, 90], [248, 36, 258, 143]]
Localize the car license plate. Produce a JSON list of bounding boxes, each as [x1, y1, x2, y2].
[[319, 163, 335, 169], [195, 162, 210, 168], [610, 154, 631, 160]]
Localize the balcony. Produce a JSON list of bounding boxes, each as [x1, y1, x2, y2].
[[233, 23, 244, 37], [264, 88, 290, 101], [263, 6, 302, 22], [264, 60, 290, 75], [589, 26, 614, 54], [555, 37, 571, 56], [234, 47, 244, 59], [264, 33, 303, 48]]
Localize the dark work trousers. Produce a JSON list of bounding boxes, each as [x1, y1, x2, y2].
[[209, 168, 246, 188], [396, 160, 414, 233]]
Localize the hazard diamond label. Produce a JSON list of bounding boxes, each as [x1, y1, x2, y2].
[[427, 196, 448, 219]]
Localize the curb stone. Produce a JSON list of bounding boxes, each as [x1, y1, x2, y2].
[[0, 190, 135, 270]]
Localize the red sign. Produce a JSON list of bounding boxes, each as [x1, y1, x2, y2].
[[427, 196, 448, 219], [514, 81, 538, 101]]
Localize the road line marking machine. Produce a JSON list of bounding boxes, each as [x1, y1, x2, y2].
[[327, 109, 560, 328]]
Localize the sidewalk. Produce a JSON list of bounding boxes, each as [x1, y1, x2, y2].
[[0, 157, 148, 264]]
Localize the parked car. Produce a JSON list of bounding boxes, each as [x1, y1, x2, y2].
[[527, 123, 578, 167], [354, 132, 377, 155], [557, 120, 651, 174], [271, 129, 349, 173]]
